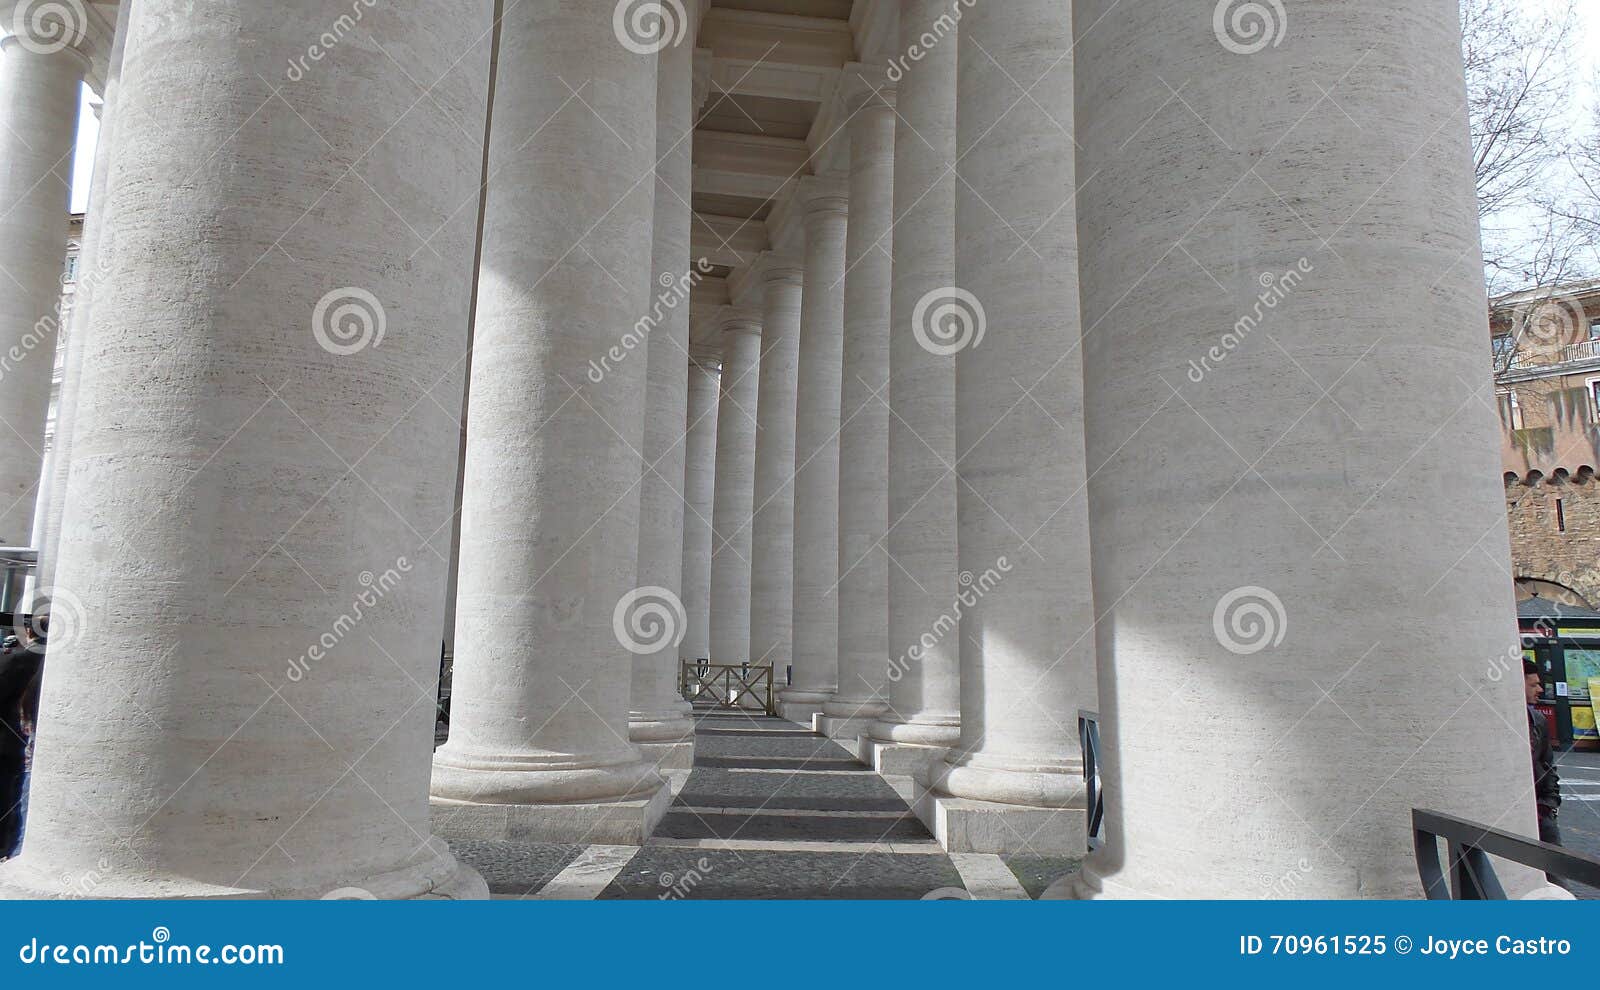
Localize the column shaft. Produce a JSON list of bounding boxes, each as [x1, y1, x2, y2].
[[919, 0, 1094, 852], [748, 260, 803, 682], [1072, 0, 1541, 897], [708, 315, 762, 665], [827, 87, 897, 734], [0, 0, 490, 898], [0, 24, 85, 544], [432, 1, 666, 832], [780, 180, 849, 718], [872, 0, 962, 754], [36, 2, 130, 597], [630, 35, 696, 756], [680, 353, 721, 665]]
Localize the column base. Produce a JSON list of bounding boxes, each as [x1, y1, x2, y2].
[[636, 738, 695, 771], [629, 715, 696, 771], [866, 715, 961, 749], [817, 713, 879, 746], [430, 782, 672, 846], [777, 687, 832, 723], [855, 735, 948, 776], [911, 778, 1086, 856], [0, 837, 488, 901]]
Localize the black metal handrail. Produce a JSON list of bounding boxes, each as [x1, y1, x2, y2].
[[1080, 710, 1104, 850], [1413, 808, 1600, 898]]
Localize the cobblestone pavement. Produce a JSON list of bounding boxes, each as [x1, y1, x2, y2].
[[447, 710, 1081, 899]]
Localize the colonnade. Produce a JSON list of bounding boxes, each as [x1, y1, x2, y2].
[[0, 0, 1545, 899]]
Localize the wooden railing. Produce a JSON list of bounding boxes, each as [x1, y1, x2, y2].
[[679, 660, 777, 715]]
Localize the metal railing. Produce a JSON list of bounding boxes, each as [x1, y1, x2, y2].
[[679, 659, 777, 716], [0, 546, 38, 627], [1496, 336, 1600, 371], [1413, 808, 1600, 898], [1080, 710, 1104, 851]]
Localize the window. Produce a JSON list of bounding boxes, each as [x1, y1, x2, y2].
[[1590, 319, 1600, 340], [1504, 388, 1525, 430], [1590, 378, 1600, 421], [1557, 498, 1567, 534]]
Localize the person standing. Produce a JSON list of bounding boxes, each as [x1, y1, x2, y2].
[[1525, 660, 1562, 847], [0, 619, 44, 858]]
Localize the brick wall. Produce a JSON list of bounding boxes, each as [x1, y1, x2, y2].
[[1508, 474, 1600, 607]]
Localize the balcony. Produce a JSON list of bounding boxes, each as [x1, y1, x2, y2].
[[1496, 335, 1600, 373]]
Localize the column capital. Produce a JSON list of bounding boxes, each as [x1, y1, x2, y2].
[[797, 174, 849, 217], [756, 252, 804, 287], [717, 307, 763, 339], [3, 2, 92, 66], [0, 31, 89, 71], [839, 61, 897, 114]]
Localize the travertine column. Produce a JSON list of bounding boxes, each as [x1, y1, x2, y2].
[[35, 2, 129, 600], [0, 8, 86, 545], [0, 0, 490, 898], [779, 177, 849, 720], [868, 0, 962, 767], [916, 0, 1093, 855], [432, 0, 668, 842], [629, 32, 696, 767], [680, 349, 721, 665], [1070, 0, 1541, 898], [825, 75, 897, 740], [708, 311, 763, 665], [748, 256, 804, 683]]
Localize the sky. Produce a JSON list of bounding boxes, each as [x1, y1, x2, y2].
[[36, 0, 1600, 214]]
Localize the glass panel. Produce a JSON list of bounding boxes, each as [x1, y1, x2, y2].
[[1564, 648, 1600, 702]]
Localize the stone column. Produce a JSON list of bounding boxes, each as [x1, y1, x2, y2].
[[708, 311, 763, 667], [0, 6, 87, 545], [629, 32, 697, 771], [431, 0, 669, 844], [779, 177, 849, 722], [0, 0, 490, 899], [866, 0, 962, 774], [35, 1, 130, 601], [914, 0, 1094, 856], [748, 256, 804, 689], [680, 349, 721, 668], [1069, 0, 1543, 898], [824, 74, 896, 744]]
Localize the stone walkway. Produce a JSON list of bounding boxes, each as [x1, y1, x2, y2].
[[447, 710, 1081, 899]]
